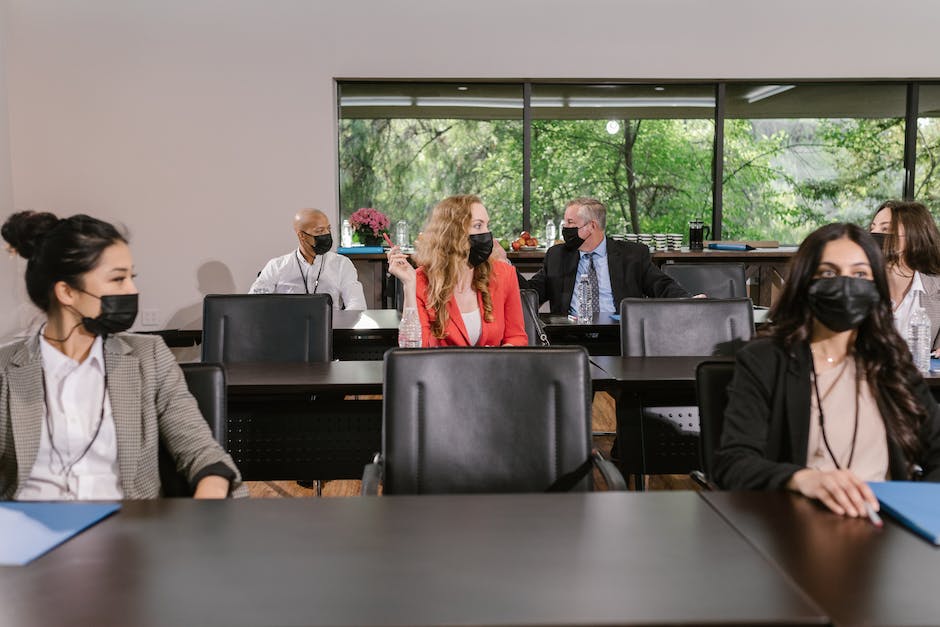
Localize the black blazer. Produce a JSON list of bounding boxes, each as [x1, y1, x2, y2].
[[521, 238, 689, 314], [713, 338, 940, 490]]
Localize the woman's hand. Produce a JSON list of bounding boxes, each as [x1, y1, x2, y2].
[[193, 475, 230, 499], [386, 246, 416, 285], [786, 468, 878, 517]]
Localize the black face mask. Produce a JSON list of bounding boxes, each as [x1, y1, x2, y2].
[[78, 292, 139, 337], [468, 232, 493, 267], [562, 226, 584, 250], [869, 231, 887, 248], [312, 233, 332, 255], [807, 276, 880, 333]]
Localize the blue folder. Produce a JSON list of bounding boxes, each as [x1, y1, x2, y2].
[[0, 502, 120, 565], [869, 482, 940, 545], [337, 246, 386, 255], [931, 357, 940, 373]]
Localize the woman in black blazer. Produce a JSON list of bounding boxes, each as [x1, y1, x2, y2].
[[714, 223, 940, 518]]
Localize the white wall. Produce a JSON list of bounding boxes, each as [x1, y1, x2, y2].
[[1, 0, 939, 336]]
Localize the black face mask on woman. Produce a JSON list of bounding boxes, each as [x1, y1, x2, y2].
[[78, 292, 139, 336], [869, 231, 887, 249], [807, 276, 880, 332], [468, 232, 493, 267], [561, 227, 584, 250]]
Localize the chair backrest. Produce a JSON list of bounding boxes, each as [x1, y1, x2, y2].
[[201, 294, 332, 363], [695, 361, 736, 482], [382, 346, 593, 494], [520, 289, 541, 346], [160, 362, 227, 497], [662, 263, 747, 299], [620, 297, 754, 356]]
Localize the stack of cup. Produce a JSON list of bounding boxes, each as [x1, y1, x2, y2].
[[667, 233, 683, 250]]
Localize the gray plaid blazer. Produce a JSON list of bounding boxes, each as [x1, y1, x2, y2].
[[921, 273, 940, 351], [0, 333, 246, 499]]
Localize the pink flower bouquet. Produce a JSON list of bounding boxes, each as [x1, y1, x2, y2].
[[349, 207, 391, 244]]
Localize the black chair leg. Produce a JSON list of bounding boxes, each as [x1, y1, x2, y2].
[[632, 474, 646, 491]]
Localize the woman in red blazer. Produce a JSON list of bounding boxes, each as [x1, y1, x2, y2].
[[387, 195, 527, 347]]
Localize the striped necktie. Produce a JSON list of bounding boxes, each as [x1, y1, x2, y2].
[[586, 252, 599, 319]]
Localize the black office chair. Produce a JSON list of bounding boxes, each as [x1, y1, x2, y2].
[[662, 263, 747, 299], [692, 361, 736, 490], [618, 297, 753, 480], [202, 294, 350, 495], [201, 294, 332, 363], [362, 347, 625, 495], [520, 288, 548, 346], [160, 363, 227, 497]]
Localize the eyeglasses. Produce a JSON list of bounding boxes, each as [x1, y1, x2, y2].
[[300, 228, 331, 238]]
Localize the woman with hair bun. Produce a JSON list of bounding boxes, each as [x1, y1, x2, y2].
[[386, 195, 527, 347], [0, 211, 245, 500]]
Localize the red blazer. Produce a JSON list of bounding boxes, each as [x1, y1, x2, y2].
[[415, 261, 528, 347]]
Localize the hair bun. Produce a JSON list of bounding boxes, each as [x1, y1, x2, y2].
[[1, 211, 61, 259]]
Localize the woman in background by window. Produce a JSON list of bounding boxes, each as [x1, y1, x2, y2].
[[386, 194, 527, 347], [869, 200, 940, 355]]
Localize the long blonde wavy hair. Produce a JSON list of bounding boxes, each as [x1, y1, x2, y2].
[[414, 194, 494, 339]]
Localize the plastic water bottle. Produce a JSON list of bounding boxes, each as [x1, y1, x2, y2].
[[544, 218, 556, 246], [908, 292, 931, 374], [341, 219, 353, 248], [398, 307, 422, 347], [576, 274, 593, 324]]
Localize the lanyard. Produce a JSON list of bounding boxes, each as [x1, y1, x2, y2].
[[810, 354, 860, 470], [296, 252, 325, 295]]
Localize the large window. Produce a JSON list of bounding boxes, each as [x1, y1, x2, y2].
[[338, 82, 523, 238], [338, 80, 929, 244], [724, 83, 906, 243], [916, 84, 940, 212], [530, 84, 715, 237]]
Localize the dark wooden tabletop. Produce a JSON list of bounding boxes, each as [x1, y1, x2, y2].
[[0, 493, 827, 627], [703, 491, 940, 627], [224, 359, 615, 395]]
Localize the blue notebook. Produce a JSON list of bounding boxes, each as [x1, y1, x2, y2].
[[869, 482, 940, 545], [931, 357, 940, 373], [337, 246, 386, 255], [0, 502, 120, 565]]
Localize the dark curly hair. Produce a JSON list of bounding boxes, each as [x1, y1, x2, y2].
[[2, 211, 127, 311], [764, 222, 927, 471]]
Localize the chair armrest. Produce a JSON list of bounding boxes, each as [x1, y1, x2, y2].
[[360, 453, 383, 496], [592, 449, 627, 491], [689, 470, 717, 491]]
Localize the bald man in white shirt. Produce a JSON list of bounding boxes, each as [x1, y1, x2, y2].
[[250, 209, 367, 310]]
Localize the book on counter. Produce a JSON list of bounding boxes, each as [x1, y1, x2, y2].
[[337, 246, 386, 255], [869, 481, 940, 545], [0, 502, 120, 565]]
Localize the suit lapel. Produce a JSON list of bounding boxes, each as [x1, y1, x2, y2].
[[607, 238, 625, 308], [104, 336, 141, 495], [787, 343, 812, 464], [7, 339, 45, 489], [445, 296, 471, 345], [561, 249, 580, 313]]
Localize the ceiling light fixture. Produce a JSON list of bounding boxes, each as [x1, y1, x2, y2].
[[744, 85, 796, 104]]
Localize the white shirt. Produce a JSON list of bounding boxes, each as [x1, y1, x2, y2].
[[461, 309, 482, 346], [16, 335, 122, 501], [892, 271, 926, 339], [249, 249, 367, 310], [569, 238, 615, 316]]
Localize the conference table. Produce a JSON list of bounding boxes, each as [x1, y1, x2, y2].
[[703, 491, 940, 627], [0, 492, 828, 627], [224, 359, 615, 481]]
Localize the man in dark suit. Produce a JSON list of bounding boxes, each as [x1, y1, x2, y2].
[[516, 197, 691, 315]]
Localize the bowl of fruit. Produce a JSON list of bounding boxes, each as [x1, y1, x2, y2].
[[510, 231, 540, 251]]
